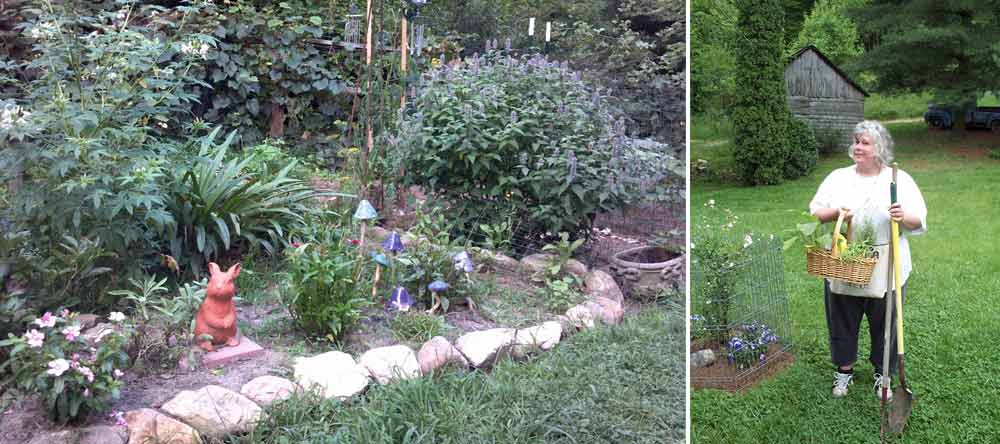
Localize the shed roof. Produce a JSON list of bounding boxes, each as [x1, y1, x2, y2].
[[787, 45, 869, 97]]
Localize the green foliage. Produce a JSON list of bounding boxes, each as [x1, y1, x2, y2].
[[388, 311, 447, 343], [538, 232, 586, 279], [0, 310, 131, 424], [282, 213, 371, 340], [850, 1, 1000, 100], [539, 275, 584, 312], [3, 3, 213, 266], [783, 116, 819, 179], [732, 0, 792, 185], [192, 0, 358, 147], [991, 148, 1000, 160], [788, 0, 865, 66], [26, 235, 116, 310], [107, 275, 170, 322], [691, 0, 739, 114], [392, 204, 471, 309], [164, 128, 321, 278], [690, 202, 753, 343], [395, 51, 675, 242]]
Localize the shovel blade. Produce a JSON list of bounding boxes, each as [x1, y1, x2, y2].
[[887, 387, 915, 435]]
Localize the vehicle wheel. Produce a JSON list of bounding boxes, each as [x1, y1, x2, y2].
[[991, 121, 1000, 133]]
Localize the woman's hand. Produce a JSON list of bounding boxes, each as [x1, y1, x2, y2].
[[889, 203, 922, 230], [815, 207, 852, 223]]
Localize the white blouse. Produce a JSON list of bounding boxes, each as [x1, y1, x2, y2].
[[809, 165, 928, 286]]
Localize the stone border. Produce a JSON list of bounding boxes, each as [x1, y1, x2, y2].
[[30, 250, 630, 444]]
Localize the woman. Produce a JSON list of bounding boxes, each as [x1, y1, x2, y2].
[[808, 120, 927, 399]]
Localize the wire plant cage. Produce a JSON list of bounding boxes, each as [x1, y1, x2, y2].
[[690, 235, 794, 391]]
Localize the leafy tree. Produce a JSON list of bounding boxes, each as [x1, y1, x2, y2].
[[691, 0, 739, 114], [789, 0, 867, 66], [732, 0, 791, 185], [850, 0, 1000, 102]]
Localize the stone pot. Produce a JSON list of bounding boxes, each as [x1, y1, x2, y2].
[[609, 246, 685, 300]]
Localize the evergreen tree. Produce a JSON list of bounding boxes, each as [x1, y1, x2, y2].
[[850, 0, 1000, 101], [732, 0, 790, 185]]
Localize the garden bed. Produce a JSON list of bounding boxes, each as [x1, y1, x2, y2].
[[690, 341, 795, 392]]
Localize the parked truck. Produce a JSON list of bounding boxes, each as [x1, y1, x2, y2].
[[964, 107, 1000, 132], [923, 104, 955, 129]]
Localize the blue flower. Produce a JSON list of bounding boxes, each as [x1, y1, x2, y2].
[[382, 231, 405, 254]]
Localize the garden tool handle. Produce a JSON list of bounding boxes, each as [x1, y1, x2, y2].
[[891, 163, 905, 355]]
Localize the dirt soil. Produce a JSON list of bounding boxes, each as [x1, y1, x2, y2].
[[690, 343, 795, 392]]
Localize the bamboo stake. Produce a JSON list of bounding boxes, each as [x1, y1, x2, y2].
[[400, 16, 408, 109]]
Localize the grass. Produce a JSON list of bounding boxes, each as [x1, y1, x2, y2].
[[228, 308, 686, 444], [690, 121, 1000, 443]]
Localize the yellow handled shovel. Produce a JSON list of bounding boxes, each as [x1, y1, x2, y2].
[[887, 162, 914, 435]]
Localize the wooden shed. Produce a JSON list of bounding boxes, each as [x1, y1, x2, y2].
[[785, 46, 868, 151]]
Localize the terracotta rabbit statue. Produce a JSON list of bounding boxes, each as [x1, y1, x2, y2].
[[193, 262, 241, 352]]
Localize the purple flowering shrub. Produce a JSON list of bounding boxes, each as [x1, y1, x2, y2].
[[0, 310, 131, 424], [726, 321, 779, 369], [392, 49, 676, 248]]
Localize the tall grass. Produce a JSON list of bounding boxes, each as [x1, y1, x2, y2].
[[231, 309, 686, 444], [691, 121, 1000, 443]]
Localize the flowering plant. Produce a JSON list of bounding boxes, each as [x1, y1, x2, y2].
[[0, 310, 132, 424], [726, 320, 779, 369], [691, 200, 756, 343]]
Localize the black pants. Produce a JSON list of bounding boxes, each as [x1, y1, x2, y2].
[[824, 280, 904, 375]]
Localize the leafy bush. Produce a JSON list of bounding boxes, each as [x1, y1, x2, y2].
[[164, 129, 321, 277], [282, 213, 371, 339], [192, 0, 358, 149], [0, 310, 131, 424], [390, 203, 473, 309], [783, 116, 819, 179], [394, 51, 676, 244]]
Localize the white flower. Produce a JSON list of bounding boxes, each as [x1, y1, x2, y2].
[[706, 199, 716, 208], [180, 40, 210, 59], [24, 329, 45, 348], [109, 312, 126, 323], [743, 234, 753, 249], [47, 359, 71, 377], [28, 22, 58, 40]]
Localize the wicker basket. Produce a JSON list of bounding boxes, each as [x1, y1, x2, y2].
[[805, 211, 877, 285]]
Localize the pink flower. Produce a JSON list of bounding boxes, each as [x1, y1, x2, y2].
[[47, 359, 70, 377], [61, 308, 71, 318], [62, 325, 81, 342], [24, 329, 45, 348], [34, 312, 57, 328], [76, 365, 95, 382]]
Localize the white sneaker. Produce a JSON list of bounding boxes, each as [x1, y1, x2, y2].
[[874, 373, 893, 401], [833, 371, 854, 397]]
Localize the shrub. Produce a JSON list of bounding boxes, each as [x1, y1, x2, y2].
[[783, 116, 819, 179], [0, 310, 132, 424], [393, 51, 676, 245], [282, 213, 371, 339], [164, 129, 322, 278], [732, 0, 791, 185]]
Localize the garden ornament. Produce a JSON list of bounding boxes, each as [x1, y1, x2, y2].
[[452, 251, 475, 273], [193, 262, 241, 352], [382, 231, 405, 254], [388, 287, 413, 312], [353, 199, 378, 250], [887, 163, 914, 435], [371, 252, 390, 300], [427, 280, 449, 315]]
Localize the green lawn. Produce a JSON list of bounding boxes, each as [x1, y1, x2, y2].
[[230, 307, 686, 444], [690, 121, 1000, 443]]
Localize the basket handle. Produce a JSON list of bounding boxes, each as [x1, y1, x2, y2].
[[831, 209, 847, 258]]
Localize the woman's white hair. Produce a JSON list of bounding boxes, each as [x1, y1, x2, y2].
[[851, 120, 894, 165]]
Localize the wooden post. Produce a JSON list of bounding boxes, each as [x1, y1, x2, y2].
[[400, 16, 408, 109], [363, 0, 374, 193]]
